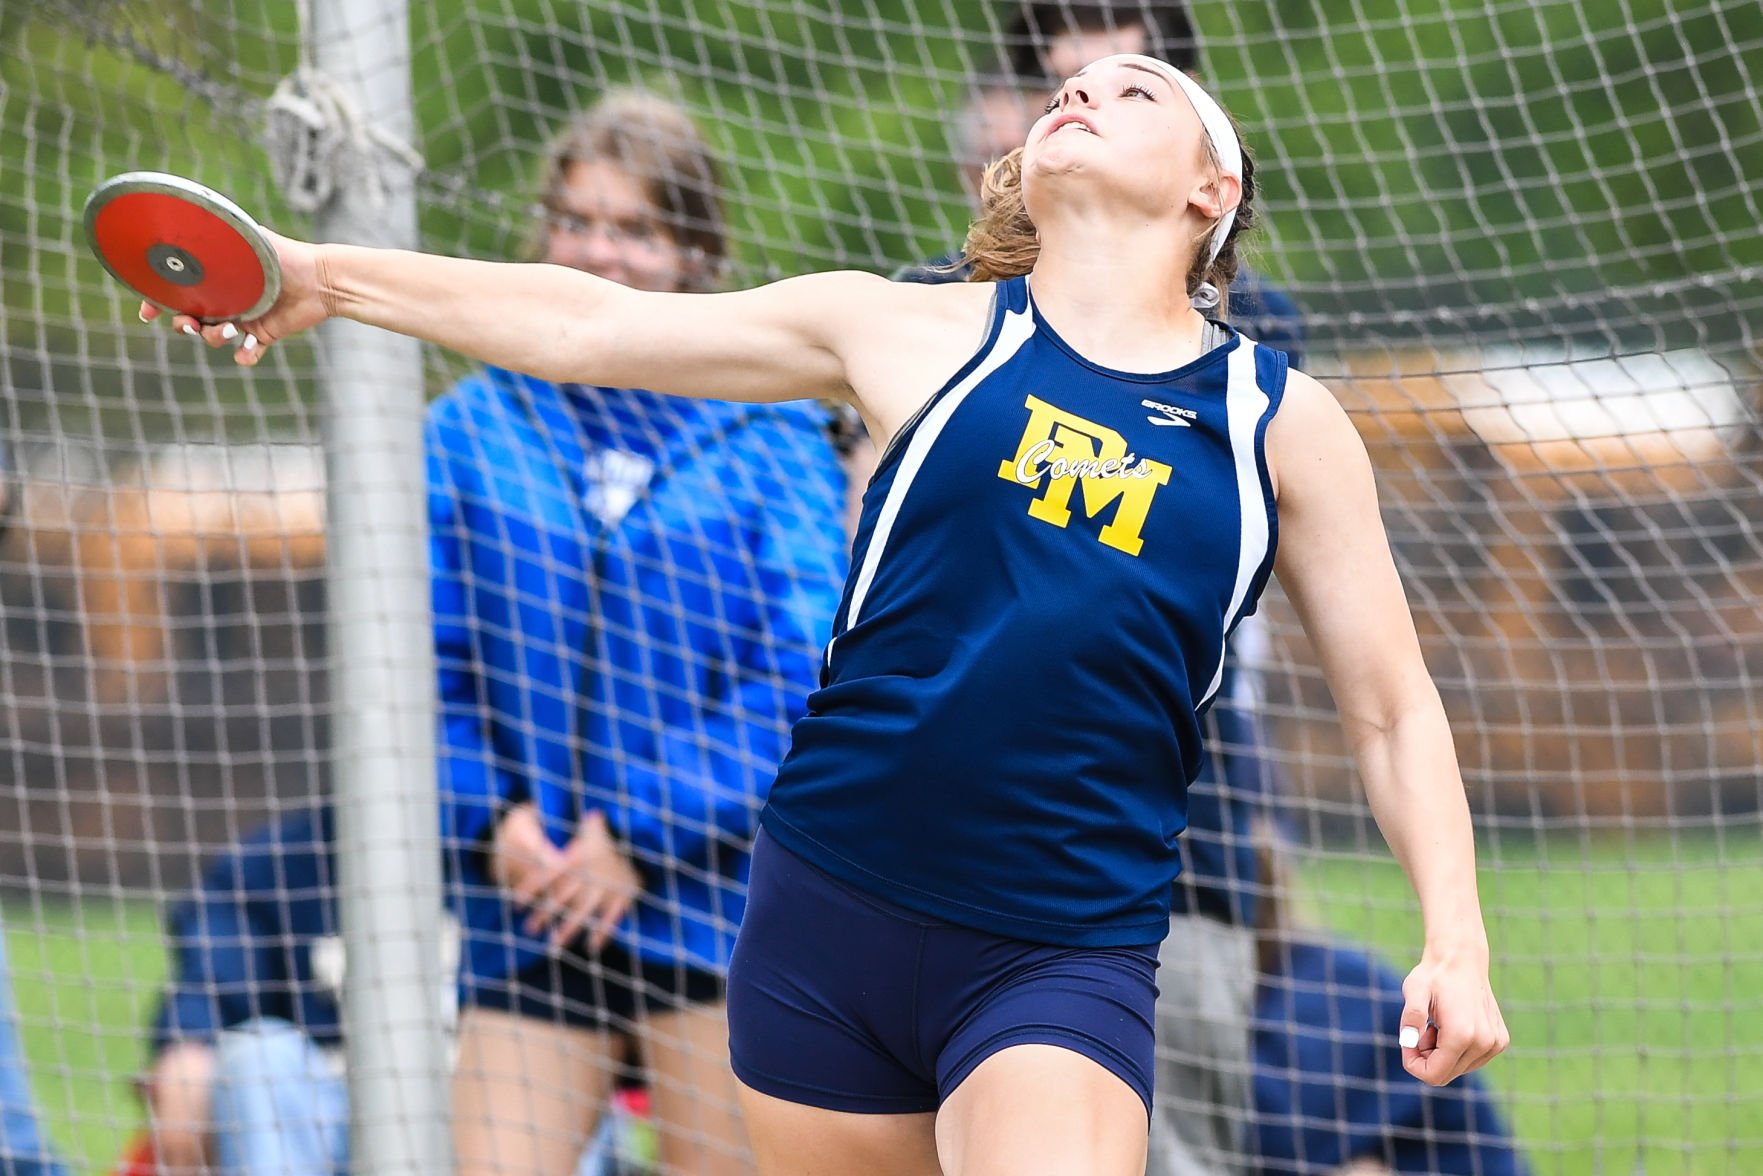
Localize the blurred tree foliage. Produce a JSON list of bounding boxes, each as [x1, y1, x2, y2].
[[3, 0, 1758, 438]]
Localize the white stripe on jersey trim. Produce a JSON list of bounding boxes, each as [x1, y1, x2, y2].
[[1201, 338, 1273, 708], [835, 305, 1036, 647]]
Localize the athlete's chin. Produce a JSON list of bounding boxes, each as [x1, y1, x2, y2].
[[1023, 153, 1096, 193], [1025, 156, 1148, 211], [1026, 140, 1097, 172]]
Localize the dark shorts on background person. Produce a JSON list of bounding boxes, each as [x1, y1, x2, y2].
[[728, 827, 1160, 1116], [463, 937, 724, 1031]]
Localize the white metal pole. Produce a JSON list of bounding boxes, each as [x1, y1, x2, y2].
[[306, 0, 449, 1170]]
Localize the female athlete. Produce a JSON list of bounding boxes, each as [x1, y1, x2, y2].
[[148, 54, 1507, 1176]]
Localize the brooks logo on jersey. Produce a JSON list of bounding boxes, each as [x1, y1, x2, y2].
[[1141, 399, 1197, 427], [997, 395, 1173, 556]]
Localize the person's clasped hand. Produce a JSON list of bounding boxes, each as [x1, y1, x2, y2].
[[491, 803, 640, 952]]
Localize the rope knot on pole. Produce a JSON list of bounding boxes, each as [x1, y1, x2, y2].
[[265, 67, 424, 214]]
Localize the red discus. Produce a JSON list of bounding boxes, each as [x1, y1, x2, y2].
[[83, 172, 282, 323]]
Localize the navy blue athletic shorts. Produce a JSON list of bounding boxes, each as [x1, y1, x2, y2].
[[727, 827, 1159, 1116]]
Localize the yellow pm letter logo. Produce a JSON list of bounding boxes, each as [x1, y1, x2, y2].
[[997, 395, 1172, 556]]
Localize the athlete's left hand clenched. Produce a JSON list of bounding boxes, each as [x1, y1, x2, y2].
[[1398, 944, 1510, 1086]]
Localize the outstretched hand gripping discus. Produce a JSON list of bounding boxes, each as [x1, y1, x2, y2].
[[83, 171, 282, 323]]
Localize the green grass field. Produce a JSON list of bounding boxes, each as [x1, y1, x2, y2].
[[6, 833, 1762, 1174], [4, 896, 167, 1173]]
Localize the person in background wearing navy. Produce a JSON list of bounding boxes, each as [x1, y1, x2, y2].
[[139, 806, 640, 1176], [1252, 943, 1530, 1176], [429, 90, 847, 1176], [1251, 841, 1531, 1176], [142, 808, 351, 1175], [151, 47, 1509, 1176]]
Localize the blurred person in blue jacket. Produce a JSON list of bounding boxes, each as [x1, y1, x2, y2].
[[1251, 840, 1530, 1176], [431, 89, 847, 1176]]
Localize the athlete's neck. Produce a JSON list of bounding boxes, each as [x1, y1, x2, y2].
[[1027, 216, 1209, 374]]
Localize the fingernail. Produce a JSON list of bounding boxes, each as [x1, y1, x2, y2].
[[1399, 1026, 1421, 1048], [219, 323, 238, 341], [242, 333, 259, 352], [137, 307, 151, 323], [179, 324, 199, 338]]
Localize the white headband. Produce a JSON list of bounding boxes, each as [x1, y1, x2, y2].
[[1115, 55, 1243, 265]]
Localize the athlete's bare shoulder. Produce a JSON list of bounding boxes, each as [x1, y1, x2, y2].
[[1264, 367, 1365, 504], [799, 267, 995, 327], [741, 270, 997, 444], [833, 277, 1002, 443]]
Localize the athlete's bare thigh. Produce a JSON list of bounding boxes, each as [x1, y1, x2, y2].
[[737, 1080, 942, 1176], [935, 1043, 1149, 1176]]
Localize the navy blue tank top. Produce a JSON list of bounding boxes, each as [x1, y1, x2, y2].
[[762, 275, 1287, 946]]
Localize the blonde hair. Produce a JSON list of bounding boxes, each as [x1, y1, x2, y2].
[[532, 89, 727, 290], [958, 114, 1257, 317]]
